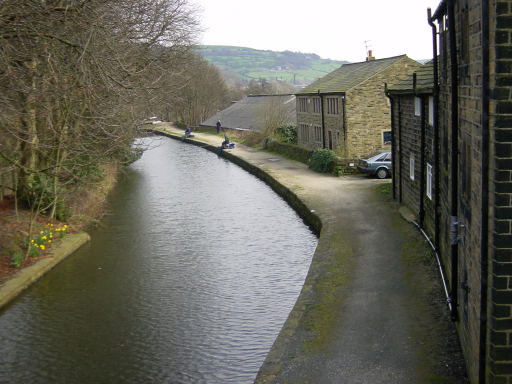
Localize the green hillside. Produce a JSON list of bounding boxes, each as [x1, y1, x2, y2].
[[197, 45, 348, 86]]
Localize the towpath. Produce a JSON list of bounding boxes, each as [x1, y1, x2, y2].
[[155, 124, 468, 384]]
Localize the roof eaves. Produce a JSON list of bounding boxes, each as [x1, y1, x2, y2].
[[432, 0, 447, 20], [348, 55, 414, 92]]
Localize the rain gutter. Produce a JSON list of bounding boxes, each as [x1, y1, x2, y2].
[[318, 90, 326, 149]]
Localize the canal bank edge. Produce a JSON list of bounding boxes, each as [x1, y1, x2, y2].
[[0, 232, 91, 310], [150, 128, 336, 379], [151, 129, 323, 237], [131, 127, 467, 383]]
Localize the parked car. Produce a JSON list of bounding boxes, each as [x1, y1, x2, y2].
[[357, 151, 392, 179]]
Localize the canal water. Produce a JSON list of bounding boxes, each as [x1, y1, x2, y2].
[[0, 136, 317, 384]]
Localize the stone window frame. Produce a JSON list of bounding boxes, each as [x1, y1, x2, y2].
[[428, 96, 434, 126], [298, 97, 308, 113], [427, 163, 433, 200], [409, 153, 415, 181], [299, 123, 309, 142], [382, 131, 392, 145], [312, 98, 321, 114], [313, 125, 322, 143], [415, 97, 421, 116], [326, 97, 339, 115]]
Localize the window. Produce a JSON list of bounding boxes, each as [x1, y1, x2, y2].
[[440, 14, 448, 79], [313, 125, 322, 143], [409, 153, 415, 181], [313, 98, 321, 114], [300, 123, 309, 142], [426, 163, 433, 200], [383, 131, 392, 145], [326, 97, 339, 115], [299, 97, 308, 112], [428, 96, 434, 126], [414, 97, 421, 116]]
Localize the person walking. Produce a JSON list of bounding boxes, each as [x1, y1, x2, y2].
[[216, 120, 221, 134]]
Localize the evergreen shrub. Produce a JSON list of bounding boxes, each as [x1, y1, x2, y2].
[[275, 124, 297, 144], [309, 149, 336, 173]]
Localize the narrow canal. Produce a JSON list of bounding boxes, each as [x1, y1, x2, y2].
[[0, 136, 318, 384]]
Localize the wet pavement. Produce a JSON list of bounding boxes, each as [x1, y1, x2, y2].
[[155, 124, 468, 384]]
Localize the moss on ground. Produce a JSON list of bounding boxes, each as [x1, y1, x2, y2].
[[301, 230, 353, 352]]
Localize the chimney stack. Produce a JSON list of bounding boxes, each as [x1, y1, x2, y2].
[[366, 50, 375, 61]]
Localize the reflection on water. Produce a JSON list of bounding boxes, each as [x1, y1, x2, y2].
[[0, 136, 317, 383]]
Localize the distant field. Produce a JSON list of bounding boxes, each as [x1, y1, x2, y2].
[[197, 45, 348, 86]]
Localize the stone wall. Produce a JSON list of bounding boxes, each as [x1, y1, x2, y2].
[[392, 95, 421, 214], [489, 0, 512, 382], [424, 112, 436, 238], [436, 1, 485, 381], [432, 1, 512, 382], [297, 57, 420, 159], [296, 95, 344, 151], [345, 57, 421, 159], [390, 93, 436, 238]]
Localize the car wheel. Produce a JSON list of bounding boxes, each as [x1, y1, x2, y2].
[[376, 168, 388, 179]]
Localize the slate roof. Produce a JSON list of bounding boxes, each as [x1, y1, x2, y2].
[[201, 94, 296, 131], [297, 55, 409, 95], [387, 61, 434, 95]]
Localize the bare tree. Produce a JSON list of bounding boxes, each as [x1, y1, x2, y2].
[[258, 96, 294, 137], [0, 0, 202, 253], [170, 53, 230, 126]]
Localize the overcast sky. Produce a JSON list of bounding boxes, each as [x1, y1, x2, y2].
[[192, 0, 442, 63]]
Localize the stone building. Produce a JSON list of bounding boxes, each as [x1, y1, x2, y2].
[[388, 1, 512, 383], [386, 61, 436, 241], [201, 94, 296, 132], [295, 53, 420, 159]]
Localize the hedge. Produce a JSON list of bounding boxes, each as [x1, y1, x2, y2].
[[264, 139, 314, 165]]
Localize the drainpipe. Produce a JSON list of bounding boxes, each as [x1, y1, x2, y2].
[[428, 8, 441, 252], [479, 0, 490, 381], [318, 90, 326, 149], [415, 72, 426, 228], [428, 7, 453, 314], [448, 0, 459, 321], [342, 94, 347, 156], [398, 99, 403, 203], [385, 84, 396, 200]]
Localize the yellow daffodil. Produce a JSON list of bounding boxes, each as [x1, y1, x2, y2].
[[40, 245, 45, 250], [42, 236, 47, 240]]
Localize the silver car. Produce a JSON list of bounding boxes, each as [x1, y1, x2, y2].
[[357, 151, 392, 179]]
